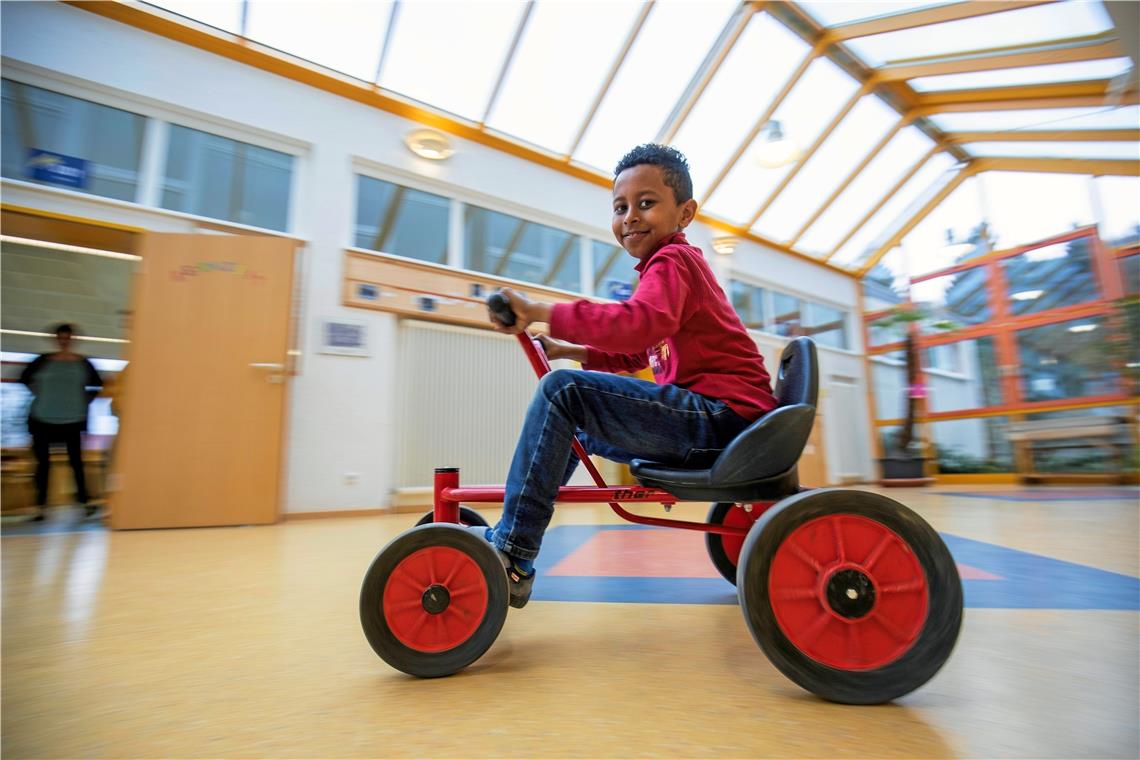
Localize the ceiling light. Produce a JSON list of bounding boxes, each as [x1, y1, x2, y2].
[[404, 128, 454, 161], [1067, 324, 1097, 333], [754, 120, 801, 169], [1011, 290, 1044, 301], [711, 236, 738, 256]]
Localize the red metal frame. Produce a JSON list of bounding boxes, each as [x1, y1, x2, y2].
[[433, 332, 760, 537]]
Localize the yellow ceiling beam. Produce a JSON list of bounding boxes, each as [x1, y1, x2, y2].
[[698, 41, 823, 207], [657, 2, 758, 144], [917, 80, 1119, 106], [565, 1, 654, 157], [823, 1, 1056, 42], [788, 115, 914, 248], [946, 129, 1140, 142], [855, 164, 976, 277], [971, 156, 1139, 175], [915, 92, 1140, 115], [823, 144, 943, 263], [746, 80, 873, 229], [878, 33, 1122, 81]]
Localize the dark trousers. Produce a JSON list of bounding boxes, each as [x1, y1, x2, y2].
[[29, 420, 89, 506]]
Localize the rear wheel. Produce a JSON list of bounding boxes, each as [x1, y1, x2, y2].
[[415, 507, 489, 528], [360, 524, 508, 677], [737, 489, 962, 704], [705, 502, 767, 585]]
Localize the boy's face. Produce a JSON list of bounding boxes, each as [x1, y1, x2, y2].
[[612, 164, 697, 261]]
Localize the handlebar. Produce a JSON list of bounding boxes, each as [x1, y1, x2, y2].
[[487, 292, 516, 327]]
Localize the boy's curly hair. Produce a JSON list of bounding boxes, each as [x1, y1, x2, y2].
[[614, 144, 693, 204]]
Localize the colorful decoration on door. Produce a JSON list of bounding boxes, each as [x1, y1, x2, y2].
[[170, 260, 266, 283]]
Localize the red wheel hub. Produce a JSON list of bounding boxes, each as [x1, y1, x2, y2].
[[383, 546, 488, 652], [768, 515, 928, 670]]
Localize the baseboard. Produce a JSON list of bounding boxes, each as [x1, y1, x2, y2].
[[283, 507, 391, 520]]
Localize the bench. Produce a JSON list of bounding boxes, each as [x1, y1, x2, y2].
[[1007, 415, 1134, 483]]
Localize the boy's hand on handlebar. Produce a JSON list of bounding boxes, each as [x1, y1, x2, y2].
[[489, 288, 551, 334]]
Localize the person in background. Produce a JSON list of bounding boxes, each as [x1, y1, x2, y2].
[[19, 323, 103, 521]]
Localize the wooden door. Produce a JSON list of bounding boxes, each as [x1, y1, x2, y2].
[[110, 233, 297, 529]]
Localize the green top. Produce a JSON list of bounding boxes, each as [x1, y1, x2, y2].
[[26, 358, 95, 424]]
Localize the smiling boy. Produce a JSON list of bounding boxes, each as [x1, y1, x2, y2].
[[483, 144, 776, 607]]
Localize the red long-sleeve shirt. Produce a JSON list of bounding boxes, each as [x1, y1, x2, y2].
[[548, 231, 776, 422]]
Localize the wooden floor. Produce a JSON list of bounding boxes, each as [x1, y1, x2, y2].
[[2, 486, 1138, 759]]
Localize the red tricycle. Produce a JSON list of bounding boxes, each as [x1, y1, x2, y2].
[[360, 294, 962, 704]]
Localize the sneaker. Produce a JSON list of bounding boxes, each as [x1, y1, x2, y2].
[[462, 525, 535, 609]]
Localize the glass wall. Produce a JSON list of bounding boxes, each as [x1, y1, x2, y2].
[[730, 279, 850, 348], [2, 79, 145, 202], [1017, 316, 1118, 402], [1002, 237, 1097, 316], [162, 124, 293, 231], [354, 176, 449, 264], [930, 416, 1013, 473], [463, 205, 580, 292], [593, 240, 637, 300]]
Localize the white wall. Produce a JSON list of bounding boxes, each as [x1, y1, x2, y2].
[[1, 1, 875, 509]]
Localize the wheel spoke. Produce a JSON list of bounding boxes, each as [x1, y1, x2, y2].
[[389, 597, 425, 613], [832, 517, 845, 562], [862, 532, 893, 571], [391, 567, 427, 594], [773, 586, 817, 601], [404, 610, 430, 640], [440, 556, 464, 587], [872, 611, 910, 643], [798, 610, 833, 648], [448, 582, 484, 598], [846, 620, 862, 665], [880, 579, 925, 594], [787, 539, 823, 572]]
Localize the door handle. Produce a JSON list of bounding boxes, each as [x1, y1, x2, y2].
[[250, 362, 286, 383]]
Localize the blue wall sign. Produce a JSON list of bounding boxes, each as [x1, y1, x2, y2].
[[606, 280, 633, 301], [26, 149, 89, 189]]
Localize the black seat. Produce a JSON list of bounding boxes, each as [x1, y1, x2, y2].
[[629, 337, 819, 502]]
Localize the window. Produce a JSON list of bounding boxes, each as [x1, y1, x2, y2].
[[1121, 255, 1140, 296], [161, 124, 293, 231], [2, 79, 145, 202], [911, 269, 990, 328], [463, 205, 580, 292], [803, 302, 848, 350], [871, 352, 906, 420], [354, 176, 449, 264], [1017, 316, 1118, 402], [592, 240, 637, 300], [771, 292, 802, 338], [930, 416, 1013, 473], [731, 281, 768, 331], [1003, 237, 1098, 316], [924, 337, 1002, 412]]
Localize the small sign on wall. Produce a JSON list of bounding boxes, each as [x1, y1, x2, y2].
[[321, 319, 369, 357]]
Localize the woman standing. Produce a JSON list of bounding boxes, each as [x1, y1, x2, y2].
[[19, 324, 103, 521]]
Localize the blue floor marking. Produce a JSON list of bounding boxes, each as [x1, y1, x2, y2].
[[531, 525, 1140, 610]]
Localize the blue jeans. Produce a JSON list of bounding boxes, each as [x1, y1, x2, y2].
[[490, 369, 750, 561]]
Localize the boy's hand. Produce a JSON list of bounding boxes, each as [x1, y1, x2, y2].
[[536, 334, 587, 363], [489, 288, 551, 334]]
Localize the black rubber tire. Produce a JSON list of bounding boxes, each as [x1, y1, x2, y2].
[[705, 502, 739, 585], [360, 524, 508, 678], [737, 489, 962, 705], [414, 507, 489, 528]]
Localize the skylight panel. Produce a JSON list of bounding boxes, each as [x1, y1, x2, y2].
[[930, 106, 1140, 133], [244, 0, 392, 82], [909, 58, 1135, 92], [964, 142, 1140, 161], [1093, 176, 1140, 241], [798, 127, 934, 256], [573, 0, 736, 172], [380, 0, 526, 121], [831, 153, 957, 267], [701, 57, 860, 224], [798, 2, 954, 28], [671, 11, 811, 202], [844, 2, 1114, 68], [899, 177, 985, 277], [753, 94, 897, 242], [485, 0, 642, 153], [980, 171, 1096, 248], [145, 0, 243, 33]]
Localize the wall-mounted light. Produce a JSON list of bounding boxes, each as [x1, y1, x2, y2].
[[404, 128, 454, 161], [711, 235, 738, 256], [1011, 289, 1044, 301], [754, 120, 801, 169]]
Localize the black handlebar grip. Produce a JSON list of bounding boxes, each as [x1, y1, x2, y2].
[[487, 292, 517, 327]]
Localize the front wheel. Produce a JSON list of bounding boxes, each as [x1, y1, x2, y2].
[[360, 524, 508, 678], [737, 489, 962, 704], [415, 507, 489, 528]]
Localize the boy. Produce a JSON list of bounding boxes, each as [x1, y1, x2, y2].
[[482, 144, 776, 607]]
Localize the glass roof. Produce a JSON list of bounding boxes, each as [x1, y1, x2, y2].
[[139, 0, 1137, 277]]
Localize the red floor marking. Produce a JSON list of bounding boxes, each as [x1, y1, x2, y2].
[[547, 528, 1005, 581], [548, 529, 719, 578]]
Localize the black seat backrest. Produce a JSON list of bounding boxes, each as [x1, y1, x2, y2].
[[774, 336, 819, 409], [704, 337, 819, 484]]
